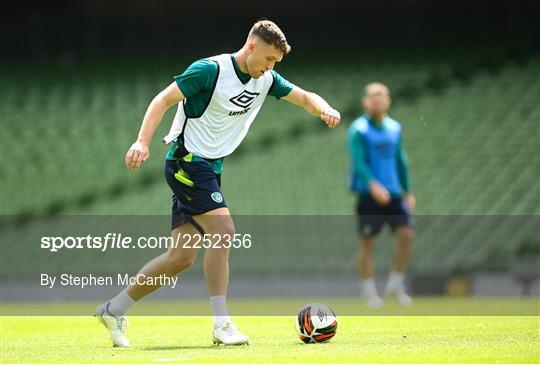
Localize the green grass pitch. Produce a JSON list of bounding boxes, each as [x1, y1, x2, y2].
[[1, 298, 539, 363]]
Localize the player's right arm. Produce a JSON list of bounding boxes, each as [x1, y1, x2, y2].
[[282, 86, 340, 128], [125, 83, 185, 171]]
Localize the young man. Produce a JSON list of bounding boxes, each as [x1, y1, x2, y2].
[[95, 20, 340, 347], [347, 82, 415, 308]]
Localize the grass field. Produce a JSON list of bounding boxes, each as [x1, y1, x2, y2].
[[1, 299, 539, 364]]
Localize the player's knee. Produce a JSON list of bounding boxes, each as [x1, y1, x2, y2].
[[167, 253, 196, 273], [176, 256, 196, 272], [215, 221, 236, 239], [360, 238, 376, 252], [399, 228, 415, 243]]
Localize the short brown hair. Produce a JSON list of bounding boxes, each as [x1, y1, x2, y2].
[[249, 20, 291, 54], [364, 82, 390, 97]]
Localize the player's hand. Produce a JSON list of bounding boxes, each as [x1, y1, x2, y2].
[[404, 192, 416, 212], [369, 181, 390, 206], [320, 108, 340, 128], [125, 141, 149, 171]]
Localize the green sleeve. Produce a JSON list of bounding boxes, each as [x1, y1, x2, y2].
[[347, 126, 374, 184], [173, 59, 218, 98], [397, 139, 411, 192], [269, 70, 293, 99]]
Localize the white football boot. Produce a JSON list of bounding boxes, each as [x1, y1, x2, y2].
[[94, 302, 131, 347], [385, 281, 413, 307], [212, 321, 249, 345], [361, 280, 384, 308], [363, 292, 384, 308]]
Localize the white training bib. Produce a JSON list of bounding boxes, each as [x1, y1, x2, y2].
[[163, 54, 274, 159]]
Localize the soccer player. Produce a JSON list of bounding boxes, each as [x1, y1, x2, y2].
[[95, 20, 340, 347], [347, 82, 415, 308]]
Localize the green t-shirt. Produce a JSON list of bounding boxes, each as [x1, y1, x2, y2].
[[166, 54, 294, 169]]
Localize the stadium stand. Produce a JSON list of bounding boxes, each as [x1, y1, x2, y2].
[[1, 49, 538, 280]]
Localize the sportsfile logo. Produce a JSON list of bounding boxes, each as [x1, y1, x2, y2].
[[229, 90, 259, 115]]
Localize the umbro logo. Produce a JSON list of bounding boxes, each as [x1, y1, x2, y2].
[[317, 309, 327, 322], [229, 90, 260, 108]]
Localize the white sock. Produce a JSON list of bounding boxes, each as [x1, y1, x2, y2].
[[210, 295, 231, 329], [361, 277, 378, 297], [107, 289, 136, 316], [387, 270, 405, 289]]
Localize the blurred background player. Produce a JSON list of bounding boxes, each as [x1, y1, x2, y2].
[[347, 82, 415, 308], [94, 20, 340, 347]]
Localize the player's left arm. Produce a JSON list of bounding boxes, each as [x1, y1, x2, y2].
[[397, 138, 416, 211], [282, 85, 340, 128]]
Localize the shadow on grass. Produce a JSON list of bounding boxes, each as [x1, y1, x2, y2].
[[143, 345, 244, 351], [292, 342, 332, 346]]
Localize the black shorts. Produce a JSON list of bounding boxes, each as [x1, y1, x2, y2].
[[164, 154, 227, 231], [355, 194, 413, 238]]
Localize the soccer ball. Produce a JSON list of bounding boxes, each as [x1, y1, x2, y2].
[[295, 303, 338, 343]]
